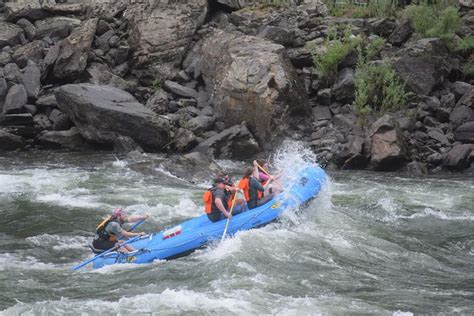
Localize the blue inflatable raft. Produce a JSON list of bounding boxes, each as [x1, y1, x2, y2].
[[91, 165, 327, 269]]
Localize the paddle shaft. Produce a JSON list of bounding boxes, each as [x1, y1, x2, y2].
[[256, 162, 284, 189], [118, 218, 146, 241], [72, 235, 142, 271], [221, 191, 239, 241]]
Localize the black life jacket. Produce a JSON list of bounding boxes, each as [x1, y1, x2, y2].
[[95, 217, 121, 241]]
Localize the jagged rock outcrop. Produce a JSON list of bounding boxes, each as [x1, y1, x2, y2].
[[185, 29, 309, 143], [391, 38, 451, 96], [123, 0, 208, 80], [193, 123, 260, 159], [0, 129, 25, 150], [0, 22, 25, 49], [53, 18, 98, 80], [55, 84, 170, 151], [369, 115, 406, 171], [37, 127, 91, 150], [442, 144, 473, 170]]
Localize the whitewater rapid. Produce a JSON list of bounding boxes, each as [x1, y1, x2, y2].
[[0, 145, 472, 315]]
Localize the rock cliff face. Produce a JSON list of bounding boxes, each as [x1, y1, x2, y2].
[[0, 0, 473, 173], [185, 28, 309, 143]]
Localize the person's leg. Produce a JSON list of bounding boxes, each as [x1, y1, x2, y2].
[[93, 239, 116, 251], [232, 199, 248, 215], [256, 193, 275, 207], [207, 212, 222, 222]]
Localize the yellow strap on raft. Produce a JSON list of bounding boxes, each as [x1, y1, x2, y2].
[[96, 216, 112, 230]]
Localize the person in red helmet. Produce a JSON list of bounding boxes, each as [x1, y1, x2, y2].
[[92, 208, 149, 253]]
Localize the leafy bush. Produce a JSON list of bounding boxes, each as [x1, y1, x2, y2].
[[324, 0, 398, 18], [463, 60, 474, 78], [353, 53, 409, 116], [152, 78, 161, 90], [366, 36, 386, 60], [313, 26, 362, 82], [455, 35, 474, 54], [403, 3, 460, 40]]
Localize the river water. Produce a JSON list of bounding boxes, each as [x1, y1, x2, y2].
[[0, 145, 473, 315]]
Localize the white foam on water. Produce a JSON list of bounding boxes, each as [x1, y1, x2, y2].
[[0, 253, 57, 272], [214, 159, 245, 171], [111, 157, 128, 168], [25, 234, 89, 252], [152, 197, 201, 219], [393, 311, 414, 316], [1, 289, 255, 315], [194, 231, 246, 262], [36, 193, 100, 209], [383, 207, 474, 222], [377, 197, 399, 212], [90, 262, 145, 274], [155, 164, 185, 181]]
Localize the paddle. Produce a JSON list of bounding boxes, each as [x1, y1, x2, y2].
[[118, 218, 146, 241], [71, 235, 142, 271], [220, 191, 239, 242], [255, 162, 284, 190]]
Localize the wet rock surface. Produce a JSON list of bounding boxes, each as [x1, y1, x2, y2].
[[0, 0, 471, 172]]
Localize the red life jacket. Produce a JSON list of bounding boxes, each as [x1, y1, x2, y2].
[[202, 189, 213, 214], [238, 177, 250, 202]]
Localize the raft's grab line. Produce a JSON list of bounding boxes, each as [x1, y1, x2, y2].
[[84, 165, 326, 269]]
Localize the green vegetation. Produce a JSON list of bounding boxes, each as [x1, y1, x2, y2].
[[313, 26, 363, 82], [455, 35, 474, 54], [353, 48, 409, 117], [366, 36, 385, 60], [324, 0, 397, 18], [152, 78, 161, 90], [463, 60, 474, 77], [403, 3, 460, 40]]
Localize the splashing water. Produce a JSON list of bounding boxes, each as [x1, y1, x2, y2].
[[0, 150, 472, 314]]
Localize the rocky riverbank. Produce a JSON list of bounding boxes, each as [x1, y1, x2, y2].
[[0, 0, 473, 173]]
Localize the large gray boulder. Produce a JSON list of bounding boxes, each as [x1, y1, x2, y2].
[[3, 0, 48, 21], [455, 121, 474, 143], [20, 61, 41, 99], [11, 40, 45, 68], [442, 144, 473, 170], [184, 29, 309, 143], [34, 17, 80, 40], [55, 84, 170, 151], [123, 0, 208, 80], [193, 123, 260, 159], [450, 106, 473, 129], [37, 128, 91, 150], [2, 84, 27, 114], [0, 129, 25, 150], [369, 114, 406, 170], [0, 22, 24, 49], [53, 18, 98, 80], [216, 0, 327, 14], [391, 38, 450, 96]]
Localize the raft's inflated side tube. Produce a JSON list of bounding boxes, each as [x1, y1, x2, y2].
[[92, 165, 327, 269]]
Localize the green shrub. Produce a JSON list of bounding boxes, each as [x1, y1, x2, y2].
[[367, 0, 398, 18], [463, 60, 474, 77], [403, 4, 460, 40], [354, 54, 409, 116], [324, 0, 398, 18], [455, 35, 474, 54], [152, 78, 161, 90], [313, 26, 362, 82], [366, 36, 386, 60]]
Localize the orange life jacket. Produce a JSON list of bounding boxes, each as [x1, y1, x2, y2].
[[238, 177, 250, 201], [203, 189, 213, 214]]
